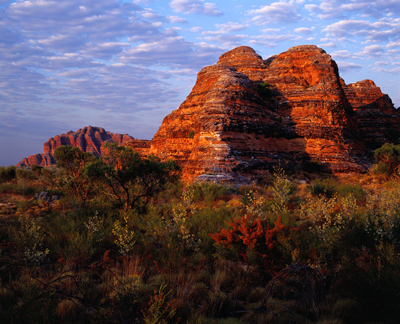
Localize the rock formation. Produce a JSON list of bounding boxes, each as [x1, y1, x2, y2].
[[142, 45, 399, 182], [17, 126, 142, 168], [342, 79, 400, 149], [18, 45, 400, 184]]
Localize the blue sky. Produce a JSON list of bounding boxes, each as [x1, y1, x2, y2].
[[1, 0, 399, 166]]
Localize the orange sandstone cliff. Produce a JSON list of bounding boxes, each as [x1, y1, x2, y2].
[[135, 45, 399, 182]]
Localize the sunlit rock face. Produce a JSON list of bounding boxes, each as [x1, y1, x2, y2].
[[146, 45, 400, 182], [17, 126, 139, 167]]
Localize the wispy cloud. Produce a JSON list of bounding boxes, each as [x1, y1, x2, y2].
[[337, 61, 363, 73], [169, 0, 222, 16], [294, 27, 313, 35], [248, 2, 302, 24], [356, 44, 385, 58]]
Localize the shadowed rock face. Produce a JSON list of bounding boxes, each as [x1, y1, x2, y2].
[[17, 126, 145, 168], [146, 45, 400, 182], [342, 79, 400, 150]]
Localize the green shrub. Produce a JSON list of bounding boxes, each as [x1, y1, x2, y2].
[[85, 142, 181, 211], [54, 145, 98, 205], [309, 179, 366, 201], [0, 166, 16, 183], [309, 179, 336, 198], [256, 82, 272, 99], [31, 164, 44, 178], [336, 183, 366, 201], [373, 143, 400, 177], [188, 130, 195, 139], [16, 168, 34, 181], [0, 182, 14, 193]]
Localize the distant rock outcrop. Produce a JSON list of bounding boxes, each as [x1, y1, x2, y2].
[[17, 126, 143, 168], [143, 45, 399, 182]]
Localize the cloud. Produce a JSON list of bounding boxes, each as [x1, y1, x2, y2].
[[322, 18, 400, 44], [249, 33, 297, 47], [357, 44, 385, 57], [388, 41, 400, 48], [261, 28, 281, 33], [119, 36, 223, 69], [373, 66, 400, 74], [337, 61, 363, 73], [190, 26, 203, 33], [198, 22, 248, 47], [169, 0, 222, 16], [168, 15, 188, 23], [5, 0, 147, 45], [127, 26, 179, 43], [203, 34, 246, 48], [203, 3, 223, 16], [323, 20, 373, 38], [304, 4, 319, 13], [248, 2, 301, 24], [331, 50, 352, 59], [80, 42, 130, 60], [0, 62, 52, 104], [56, 64, 178, 112], [308, 0, 400, 20], [294, 27, 313, 35], [318, 1, 369, 19], [141, 8, 168, 22], [7, 62, 178, 116], [11, 52, 104, 71], [167, 68, 197, 76], [38, 35, 86, 52], [319, 42, 337, 48], [215, 22, 247, 33], [0, 24, 21, 45]]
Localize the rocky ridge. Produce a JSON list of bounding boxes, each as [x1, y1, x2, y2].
[[17, 45, 399, 183], [17, 126, 141, 168], [140, 45, 399, 182]]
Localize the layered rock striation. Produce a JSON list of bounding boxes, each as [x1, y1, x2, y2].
[[146, 45, 399, 182], [17, 126, 141, 168]]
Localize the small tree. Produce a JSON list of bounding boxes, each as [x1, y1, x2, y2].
[[31, 164, 43, 178], [0, 166, 16, 183], [374, 143, 400, 177], [85, 143, 180, 211], [257, 82, 272, 99], [54, 146, 97, 204]]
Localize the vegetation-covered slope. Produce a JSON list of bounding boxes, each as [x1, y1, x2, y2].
[[2, 146, 400, 323]]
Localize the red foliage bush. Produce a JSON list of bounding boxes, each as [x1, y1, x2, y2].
[[210, 215, 291, 275]]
